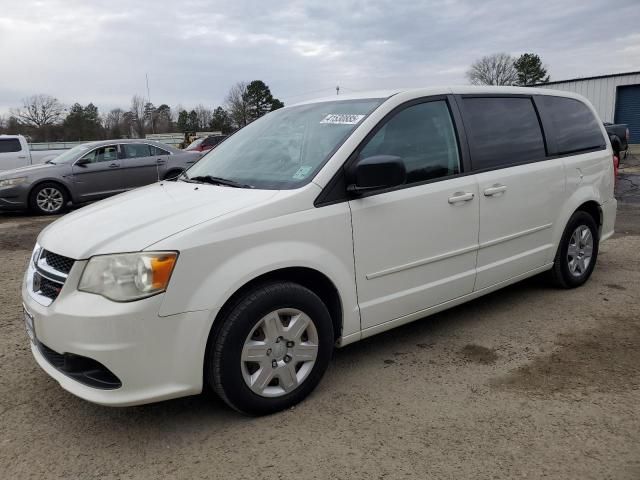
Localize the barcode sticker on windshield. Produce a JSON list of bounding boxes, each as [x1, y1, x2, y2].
[[320, 114, 365, 125], [293, 165, 313, 180]]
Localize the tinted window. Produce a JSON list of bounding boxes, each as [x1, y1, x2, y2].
[[0, 138, 22, 153], [81, 145, 119, 163], [359, 100, 460, 184], [150, 145, 170, 156], [536, 96, 605, 155], [123, 144, 151, 158], [462, 97, 546, 170]]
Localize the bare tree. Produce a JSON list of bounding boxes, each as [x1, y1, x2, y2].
[[194, 104, 213, 130], [466, 53, 518, 86], [129, 95, 146, 138], [11, 94, 65, 127], [225, 81, 250, 129]]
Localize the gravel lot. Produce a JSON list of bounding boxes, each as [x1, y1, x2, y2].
[[1, 162, 639, 479]]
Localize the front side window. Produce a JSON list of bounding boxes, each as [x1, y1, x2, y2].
[[536, 96, 605, 155], [80, 145, 118, 163], [122, 144, 151, 159], [186, 98, 385, 189], [358, 100, 460, 184], [462, 97, 546, 170], [0, 138, 22, 153]]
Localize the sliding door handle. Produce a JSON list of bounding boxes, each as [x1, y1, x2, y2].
[[483, 184, 507, 197], [448, 192, 475, 204]]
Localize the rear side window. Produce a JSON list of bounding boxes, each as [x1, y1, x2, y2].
[[462, 97, 546, 170], [123, 144, 151, 158], [536, 96, 605, 155], [0, 138, 22, 153]]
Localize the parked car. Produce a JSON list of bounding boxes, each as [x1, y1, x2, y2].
[[185, 135, 228, 152], [0, 134, 65, 171], [22, 87, 616, 415], [604, 122, 629, 158], [0, 139, 201, 214]]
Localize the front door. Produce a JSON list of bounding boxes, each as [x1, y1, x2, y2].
[[71, 144, 125, 201], [349, 98, 480, 330]]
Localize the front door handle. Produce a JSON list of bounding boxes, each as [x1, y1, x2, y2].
[[448, 192, 475, 204], [483, 184, 507, 196], [108, 163, 120, 168], [156, 159, 166, 165]]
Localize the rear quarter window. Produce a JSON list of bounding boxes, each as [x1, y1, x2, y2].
[[0, 138, 22, 153], [461, 97, 546, 170], [535, 96, 605, 155]]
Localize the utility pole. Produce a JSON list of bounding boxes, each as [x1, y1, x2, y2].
[[336, 85, 340, 96], [146, 73, 155, 134]]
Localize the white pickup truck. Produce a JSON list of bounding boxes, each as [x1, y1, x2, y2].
[[0, 135, 63, 171]]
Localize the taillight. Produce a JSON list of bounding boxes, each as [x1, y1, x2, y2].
[[626, 128, 629, 141], [613, 154, 619, 180]]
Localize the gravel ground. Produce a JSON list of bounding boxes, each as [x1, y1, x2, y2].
[[1, 175, 639, 479]]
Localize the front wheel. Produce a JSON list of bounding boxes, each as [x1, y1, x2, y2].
[[549, 211, 599, 288], [206, 282, 334, 415], [29, 182, 68, 215]]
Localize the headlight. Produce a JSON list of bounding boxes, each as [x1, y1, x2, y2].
[[78, 252, 178, 302], [0, 177, 27, 188]]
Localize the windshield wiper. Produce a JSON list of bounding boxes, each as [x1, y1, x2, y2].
[[187, 175, 253, 189]]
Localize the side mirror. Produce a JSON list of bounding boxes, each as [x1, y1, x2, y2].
[[75, 158, 90, 167], [347, 155, 406, 194]]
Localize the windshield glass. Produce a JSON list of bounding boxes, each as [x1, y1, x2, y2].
[[49, 144, 91, 164], [185, 98, 385, 189]]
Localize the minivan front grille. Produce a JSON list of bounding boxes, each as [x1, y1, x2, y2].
[[32, 249, 75, 305], [41, 250, 74, 275], [36, 273, 64, 301]]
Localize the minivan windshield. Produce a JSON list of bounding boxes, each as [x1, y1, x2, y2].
[[185, 98, 385, 189], [48, 144, 91, 164]]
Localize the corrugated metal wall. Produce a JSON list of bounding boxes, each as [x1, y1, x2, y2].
[[537, 73, 640, 123]]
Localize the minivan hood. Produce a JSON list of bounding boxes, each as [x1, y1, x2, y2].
[[38, 182, 278, 259]]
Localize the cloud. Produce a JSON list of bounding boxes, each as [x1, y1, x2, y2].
[[0, 0, 638, 115]]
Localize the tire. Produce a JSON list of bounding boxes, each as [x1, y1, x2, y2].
[[163, 169, 184, 181], [29, 182, 68, 215], [549, 210, 599, 288], [206, 281, 334, 415]]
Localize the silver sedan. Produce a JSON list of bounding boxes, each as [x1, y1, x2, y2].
[[0, 139, 201, 215]]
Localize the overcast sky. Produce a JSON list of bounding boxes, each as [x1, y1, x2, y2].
[[1, 0, 639, 115]]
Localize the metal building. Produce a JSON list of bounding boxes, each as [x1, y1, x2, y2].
[[536, 71, 640, 144]]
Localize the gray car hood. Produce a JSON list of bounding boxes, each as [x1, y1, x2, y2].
[[38, 181, 278, 259], [0, 162, 66, 178]]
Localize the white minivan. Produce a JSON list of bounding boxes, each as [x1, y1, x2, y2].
[[22, 86, 617, 415]]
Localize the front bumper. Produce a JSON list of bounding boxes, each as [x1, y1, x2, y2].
[[0, 184, 30, 210], [22, 262, 216, 406]]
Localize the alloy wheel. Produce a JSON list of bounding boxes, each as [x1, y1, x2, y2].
[[36, 187, 64, 213], [567, 225, 594, 277]]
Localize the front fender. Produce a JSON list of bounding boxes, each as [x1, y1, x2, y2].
[[156, 201, 360, 338]]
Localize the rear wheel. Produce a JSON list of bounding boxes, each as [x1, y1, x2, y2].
[[206, 281, 334, 415], [549, 211, 599, 288], [29, 182, 68, 215]]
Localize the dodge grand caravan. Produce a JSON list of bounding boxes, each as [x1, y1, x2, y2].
[[22, 87, 617, 415]]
